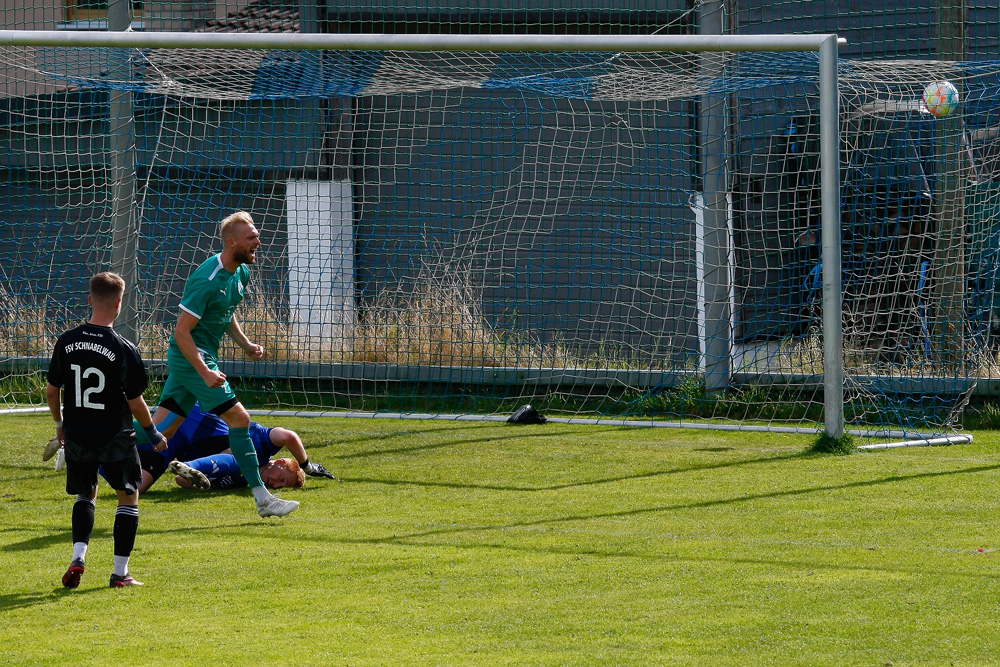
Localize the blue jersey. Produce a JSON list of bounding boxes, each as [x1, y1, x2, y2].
[[176, 404, 229, 446], [184, 423, 284, 489], [247, 421, 281, 465], [137, 403, 228, 462], [135, 403, 280, 481]]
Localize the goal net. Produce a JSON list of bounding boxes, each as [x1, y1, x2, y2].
[[0, 32, 994, 445]]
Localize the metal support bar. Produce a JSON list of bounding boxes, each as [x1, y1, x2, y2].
[[699, 0, 732, 392], [107, 0, 138, 344], [819, 35, 844, 439], [0, 30, 840, 53]]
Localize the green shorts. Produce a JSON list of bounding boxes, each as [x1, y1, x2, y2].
[[160, 345, 238, 416]]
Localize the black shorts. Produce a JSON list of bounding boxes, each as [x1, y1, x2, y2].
[[66, 449, 143, 497], [187, 434, 231, 459], [138, 449, 169, 483]]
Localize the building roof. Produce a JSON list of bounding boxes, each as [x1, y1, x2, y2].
[[198, 0, 300, 33]]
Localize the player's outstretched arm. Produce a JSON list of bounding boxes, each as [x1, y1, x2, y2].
[[270, 427, 338, 480], [271, 426, 337, 479], [227, 315, 264, 360], [270, 427, 307, 463], [128, 396, 167, 451]]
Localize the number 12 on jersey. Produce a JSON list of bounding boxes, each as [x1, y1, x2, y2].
[[70, 364, 105, 409]]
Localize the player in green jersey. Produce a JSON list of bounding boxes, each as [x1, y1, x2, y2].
[[141, 211, 299, 518]]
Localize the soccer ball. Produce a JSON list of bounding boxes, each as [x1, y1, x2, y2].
[[922, 81, 959, 118]]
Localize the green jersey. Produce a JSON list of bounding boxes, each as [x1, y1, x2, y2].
[[170, 253, 251, 357]]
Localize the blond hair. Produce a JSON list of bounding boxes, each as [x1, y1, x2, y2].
[[220, 210, 254, 242], [90, 272, 125, 306]]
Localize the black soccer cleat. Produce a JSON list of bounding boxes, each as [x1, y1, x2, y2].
[[62, 558, 85, 588], [109, 573, 144, 588]]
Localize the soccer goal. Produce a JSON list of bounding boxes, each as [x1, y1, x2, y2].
[[0, 29, 991, 447]]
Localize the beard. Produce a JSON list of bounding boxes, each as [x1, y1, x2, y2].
[[233, 247, 256, 265]]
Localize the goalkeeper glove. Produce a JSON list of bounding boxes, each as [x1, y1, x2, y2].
[[303, 460, 338, 480]]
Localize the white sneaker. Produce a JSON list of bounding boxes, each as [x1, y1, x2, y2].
[[168, 461, 211, 490], [43, 437, 62, 462], [256, 494, 299, 518], [53, 447, 66, 471]]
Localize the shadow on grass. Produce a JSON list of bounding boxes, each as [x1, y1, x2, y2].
[[296, 422, 504, 450], [340, 449, 808, 492], [0, 587, 102, 613], [2, 529, 106, 552], [359, 533, 1000, 582], [142, 485, 322, 504], [140, 488, 198, 502], [0, 462, 55, 477], [141, 488, 256, 503], [142, 521, 267, 534], [337, 427, 589, 460], [343, 461, 1000, 544], [139, 487, 318, 525]]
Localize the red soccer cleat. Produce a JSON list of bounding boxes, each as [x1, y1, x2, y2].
[[62, 559, 85, 588], [109, 573, 144, 588]]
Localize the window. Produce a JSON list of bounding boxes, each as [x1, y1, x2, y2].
[[65, 0, 143, 22]]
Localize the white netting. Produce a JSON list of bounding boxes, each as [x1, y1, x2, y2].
[[1, 41, 997, 444]]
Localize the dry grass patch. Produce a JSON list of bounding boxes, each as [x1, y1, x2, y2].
[[0, 286, 59, 357]]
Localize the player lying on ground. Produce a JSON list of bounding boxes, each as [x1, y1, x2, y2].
[[169, 455, 305, 491], [132, 401, 336, 494]]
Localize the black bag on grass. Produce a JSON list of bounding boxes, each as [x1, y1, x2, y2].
[[507, 404, 547, 425]]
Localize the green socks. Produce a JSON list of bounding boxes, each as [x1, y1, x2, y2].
[[229, 426, 264, 489]]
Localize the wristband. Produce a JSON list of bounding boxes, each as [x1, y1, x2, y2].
[[143, 423, 164, 444], [54, 421, 62, 428]]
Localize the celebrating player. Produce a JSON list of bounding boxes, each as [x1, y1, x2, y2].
[[135, 402, 336, 494], [45, 272, 166, 589], [137, 211, 299, 518]]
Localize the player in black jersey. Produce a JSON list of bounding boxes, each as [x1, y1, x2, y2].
[[46, 272, 166, 589]]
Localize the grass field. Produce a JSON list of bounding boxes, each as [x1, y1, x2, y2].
[[3, 413, 1000, 666]]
